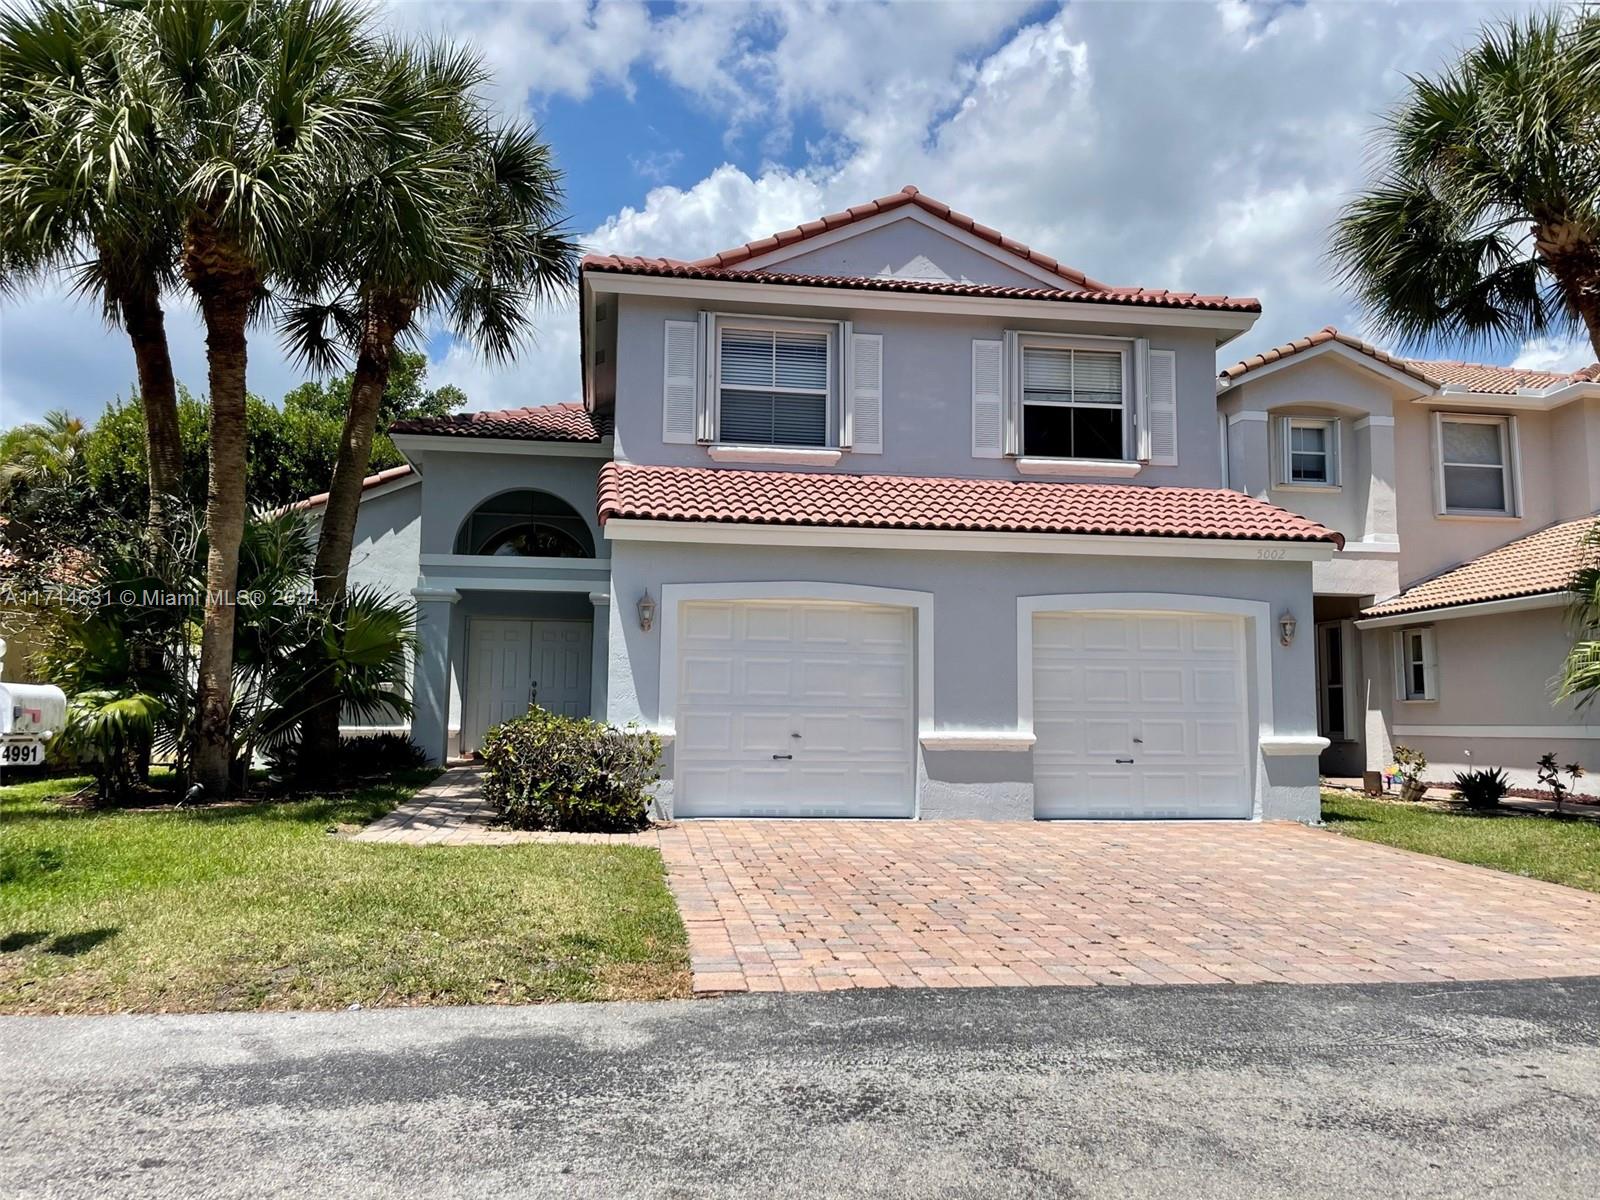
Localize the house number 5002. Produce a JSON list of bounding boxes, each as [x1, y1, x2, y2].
[[1255, 547, 1287, 560]]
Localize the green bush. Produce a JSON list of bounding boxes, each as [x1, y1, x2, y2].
[[1452, 767, 1511, 811], [481, 708, 661, 832]]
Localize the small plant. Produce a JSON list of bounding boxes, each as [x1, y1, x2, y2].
[[1536, 753, 1585, 815], [1452, 767, 1511, 812], [1392, 744, 1429, 802], [481, 707, 661, 832]]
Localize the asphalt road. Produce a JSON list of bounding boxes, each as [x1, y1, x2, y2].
[[3, 977, 1599, 1199]]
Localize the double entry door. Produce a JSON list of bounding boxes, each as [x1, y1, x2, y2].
[[463, 618, 592, 754]]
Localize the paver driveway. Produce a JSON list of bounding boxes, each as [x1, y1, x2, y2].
[[657, 820, 1600, 994], [357, 770, 1600, 995]]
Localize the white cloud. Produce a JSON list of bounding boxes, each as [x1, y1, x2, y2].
[[1511, 334, 1599, 374]]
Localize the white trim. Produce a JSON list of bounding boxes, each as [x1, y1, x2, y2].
[[1218, 341, 1436, 394], [420, 553, 608, 572], [1333, 542, 1401, 560], [1218, 412, 1230, 488], [585, 271, 1259, 337], [1393, 626, 1438, 702], [1275, 484, 1343, 495], [725, 204, 1085, 292], [588, 592, 610, 607], [1016, 457, 1142, 478], [657, 582, 937, 740], [919, 730, 1036, 752], [411, 586, 461, 603], [1012, 332, 1135, 462], [603, 518, 1336, 561], [392, 433, 613, 459], [1226, 410, 1269, 425], [1352, 415, 1395, 430], [1392, 724, 1600, 740], [1355, 591, 1565, 629], [707, 445, 843, 465], [1278, 415, 1338, 488], [1259, 735, 1331, 756], [300, 472, 420, 513], [709, 313, 842, 450], [416, 575, 604, 595], [1015, 593, 1277, 821], [1425, 381, 1600, 411]]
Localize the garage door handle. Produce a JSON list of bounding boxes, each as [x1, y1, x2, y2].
[[1115, 757, 1134, 765], [772, 754, 793, 760]]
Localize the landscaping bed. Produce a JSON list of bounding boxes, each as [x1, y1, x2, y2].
[[0, 772, 689, 1014], [1321, 790, 1600, 895]]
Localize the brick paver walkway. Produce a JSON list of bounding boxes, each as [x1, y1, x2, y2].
[[358, 767, 1600, 995]]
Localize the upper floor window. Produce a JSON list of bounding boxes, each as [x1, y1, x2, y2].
[[1437, 413, 1516, 516], [717, 324, 831, 447], [1279, 417, 1338, 487], [454, 489, 595, 558], [1021, 345, 1125, 459]]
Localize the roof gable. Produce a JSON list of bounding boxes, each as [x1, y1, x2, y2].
[[697, 186, 1108, 291]]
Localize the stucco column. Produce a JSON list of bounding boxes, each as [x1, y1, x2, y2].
[[588, 591, 610, 722], [1226, 412, 1270, 499], [410, 587, 460, 765], [1353, 416, 1397, 543]]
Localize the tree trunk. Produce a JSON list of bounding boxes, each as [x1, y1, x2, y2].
[[185, 216, 258, 797], [297, 298, 410, 775], [118, 278, 185, 541], [1534, 221, 1600, 362]]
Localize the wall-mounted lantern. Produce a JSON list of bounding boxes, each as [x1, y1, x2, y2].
[[638, 590, 656, 632], [1278, 611, 1298, 647]]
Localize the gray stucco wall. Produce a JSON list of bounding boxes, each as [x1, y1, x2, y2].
[[406, 446, 608, 560], [769, 219, 1048, 288], [603, 538, 1322, 822], [310, 481, 421, 599], [610, 294, 1227, 488], [1363, 607, 1594, 786]]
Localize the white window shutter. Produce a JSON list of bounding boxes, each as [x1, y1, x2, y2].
[[1133, 338, 1151, 461], [695, 311, 717, 443], [971, 339, 1004, 458], [848, 331, 883, 454], [662, 319, 699, 444], [1146, 348, 1178, 467], [1421, 628, 1438, 701]]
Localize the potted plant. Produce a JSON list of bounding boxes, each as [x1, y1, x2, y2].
[[1392, 744, 1429, 802]]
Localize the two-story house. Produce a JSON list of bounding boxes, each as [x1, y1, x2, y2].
[[320, 187, 1347, 821], [1218, 328, 1598, 787]]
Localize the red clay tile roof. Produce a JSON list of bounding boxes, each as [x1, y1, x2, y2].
[[290, 464, 415, 512], [581, 185, 1260, 315], [389, 403, 611, 442], [597, 463, 1343, 545], [1220, 327, 1439, 386], [1221, 326, 1600, 394], [1363, 516, 1598, 618], [691, 185, 1111, 288], [1420, 360, 1600, 394], [581, 257, 1261, 314]]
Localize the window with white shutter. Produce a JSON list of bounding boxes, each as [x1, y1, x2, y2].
[[847, 332, 883, 454], [1017, 343, 1127, 460], [1146, 349, 1177, 466], [1395, 627, 1438, 701], [662, 320, 700, 444]]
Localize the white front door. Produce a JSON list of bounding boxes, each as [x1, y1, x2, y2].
[[1032, 611, 1251, 819], [675, 600, 916, 818], [463, 618, 592, 753]]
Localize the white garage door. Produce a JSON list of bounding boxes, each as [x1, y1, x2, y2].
[[675, 600, 915, 818], [1033, 611, 1251, 819]]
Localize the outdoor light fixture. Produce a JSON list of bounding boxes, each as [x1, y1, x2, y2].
[[637, 590, 656, 632], [1278, 611, 1297, 647]]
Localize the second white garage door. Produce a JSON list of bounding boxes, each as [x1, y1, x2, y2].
[[675, 600, 915, 817], [1032, 611, 1252, 819]]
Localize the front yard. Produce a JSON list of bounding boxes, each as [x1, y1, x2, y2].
[[0, 772, 689, 1014], [1322, 791, 1600, 895]]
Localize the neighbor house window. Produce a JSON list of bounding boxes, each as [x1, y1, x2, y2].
[[1281, 417, 1338, 486], [717, 324, 831, 447], [1395, 627, 1437, 702], [1020, 345, 1126, 459], [1437, 414, 1515, 515]]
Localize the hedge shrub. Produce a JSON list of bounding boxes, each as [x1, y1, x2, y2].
[[481, 707, 661, 832]]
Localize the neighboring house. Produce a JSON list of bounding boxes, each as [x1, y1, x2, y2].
[[338, 186, 1349, 821], [1218, 328, 1599, 786]]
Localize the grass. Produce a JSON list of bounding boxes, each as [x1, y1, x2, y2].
[[1322, 791, 1600, 895], [0, 772, 689, 1014]]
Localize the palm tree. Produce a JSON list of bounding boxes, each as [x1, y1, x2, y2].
[[0, 0, 185, 538], [1330, 10, 1600, 362], [281, 40, 576, 769], [1560, 527, 1600, 710], [122, 0, 380, 795], [0, 409, 86, 496]]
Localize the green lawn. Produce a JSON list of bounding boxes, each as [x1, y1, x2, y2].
[[0, 772, 689, 1014], [1322, 791, 1600, 894]]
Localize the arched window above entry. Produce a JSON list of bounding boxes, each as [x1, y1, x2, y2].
[[454, 490, 595, 558]]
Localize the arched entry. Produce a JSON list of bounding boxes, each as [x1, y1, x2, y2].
[[453, 489, 595, 559]]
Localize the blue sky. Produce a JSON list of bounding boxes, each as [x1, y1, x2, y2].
[[1, 0, 1589, 430]]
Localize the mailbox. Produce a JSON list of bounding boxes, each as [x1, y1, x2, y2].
[[0, 682, 67, 739]]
